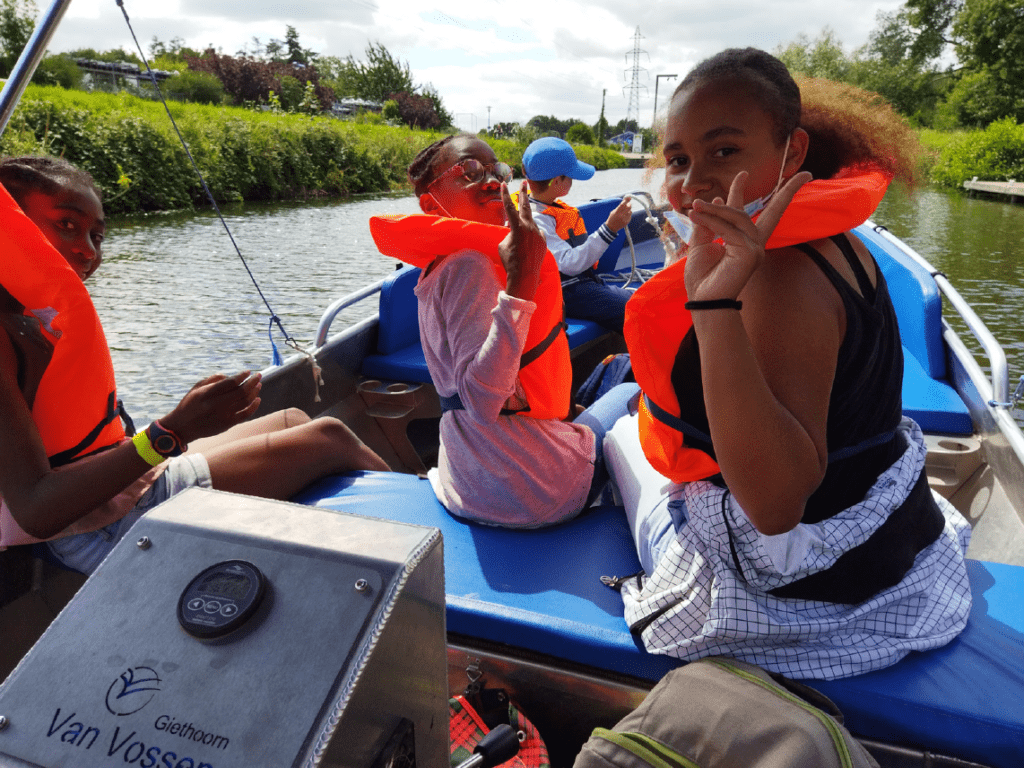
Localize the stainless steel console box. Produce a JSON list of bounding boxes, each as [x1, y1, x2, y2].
[[0, 487, 448, 768]]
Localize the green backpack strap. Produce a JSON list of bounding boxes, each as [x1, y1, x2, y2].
[[704, 659, 855, 768], [589, 729, 701, 768]]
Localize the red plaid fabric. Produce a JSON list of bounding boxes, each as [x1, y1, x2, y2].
[[449, 695, 550, 768]]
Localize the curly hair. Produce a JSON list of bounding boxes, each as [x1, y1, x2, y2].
[[661, 48, 921, 188], [797, 76, 921, 187], [407, 133, 476, 196], [0, 155, 102, 208]]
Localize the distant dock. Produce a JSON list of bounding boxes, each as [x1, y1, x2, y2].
[[620, 152, 654, 169], [963, 177, 1024, 203]]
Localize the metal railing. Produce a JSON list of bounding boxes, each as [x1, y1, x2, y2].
[[313, 277, 389, 349]]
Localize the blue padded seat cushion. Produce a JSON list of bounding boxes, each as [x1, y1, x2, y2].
[[363, 315, 606, 385], [295, 471, 1024, 768], [851, 226, 946, 381], [901, 344, 972, 434]]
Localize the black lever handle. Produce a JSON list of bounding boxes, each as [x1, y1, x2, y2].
[[453, 724, 521, 768]]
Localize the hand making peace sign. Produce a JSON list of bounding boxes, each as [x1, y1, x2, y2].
[[683, 170, 812, 304]]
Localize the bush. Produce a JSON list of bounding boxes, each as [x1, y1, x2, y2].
[[164, 70, 226, 105], [31, 54, 82, 89], [0, 85, 446, 213], [566, 123, 595, 146], [930, 118, 1024, 189]]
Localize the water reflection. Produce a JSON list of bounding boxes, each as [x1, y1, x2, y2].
[[91, 173, 1024, 427], [874, 187, 1024, 416], [91, 192, 422, 423]]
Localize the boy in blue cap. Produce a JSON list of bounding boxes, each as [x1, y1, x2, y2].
[[518, 137, 634, 334]]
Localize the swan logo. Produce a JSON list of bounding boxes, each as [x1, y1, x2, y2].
[[105, 666, 162, 716]]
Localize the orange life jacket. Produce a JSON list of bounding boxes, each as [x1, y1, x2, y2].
[[0, 185, 126, 467], [625, 166, 892, 483], [368, 213, 573, 420], [511, 191, 588, 242]]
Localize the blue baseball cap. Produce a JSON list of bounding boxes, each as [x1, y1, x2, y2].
[[522, 137, 595, 181]]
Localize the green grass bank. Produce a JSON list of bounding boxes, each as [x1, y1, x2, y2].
[[3, 86, 1021, 212], [0, 86, 628, 216]]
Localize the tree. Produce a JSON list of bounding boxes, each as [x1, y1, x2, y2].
[[850, 10, 946, 124], [388, 90, 442, 129], [486, 121, 520, 139], [775, 29, 851, 81], [952, 0, 1024, 121], [0, 0, 36, 77], [185, 49, 334, 111], [282, 26, 314, 66], [421, 83, 453, 128], [894, 0, 1024, 125], [332, 41, 414, 102], [527, 115, 584, 137], [66, 47, 142, 64], [566, 123, 595, 145], [381, 99, 400, 122]]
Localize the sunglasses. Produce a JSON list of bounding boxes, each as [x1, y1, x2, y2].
[[429, 158, 514, 188]]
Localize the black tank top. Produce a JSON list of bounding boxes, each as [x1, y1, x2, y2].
[[670, 233, 905, 524]]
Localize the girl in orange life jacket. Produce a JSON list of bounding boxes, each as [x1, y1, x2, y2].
[[0, 156, 388, 574], [387, 134, 632, 527], [609, 51, 971, 680]]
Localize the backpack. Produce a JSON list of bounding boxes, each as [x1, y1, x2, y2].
[[577, 354, 634, 409], [573, 656, 879, 768]]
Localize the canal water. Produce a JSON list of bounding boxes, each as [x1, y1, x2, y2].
[[87, 168, 1024, 426]]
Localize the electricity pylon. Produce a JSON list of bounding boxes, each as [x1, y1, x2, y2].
[[623, 26, 648, 130]]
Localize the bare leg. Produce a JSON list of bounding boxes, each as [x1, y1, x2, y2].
[[188, 408, 311, 454], [201, 416, 389, 500]]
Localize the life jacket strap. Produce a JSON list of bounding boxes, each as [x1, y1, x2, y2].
[[645, 393, 896, 465], [521, 320, 567, 368], [48, 390, 122, 468], [644, 394, 713, 444], [438, 391, 525, 417]]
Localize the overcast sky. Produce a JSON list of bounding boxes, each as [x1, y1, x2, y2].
[[44, 0, 905, 130]]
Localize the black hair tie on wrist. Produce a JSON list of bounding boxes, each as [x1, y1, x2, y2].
[[684, 299, 743, 311]]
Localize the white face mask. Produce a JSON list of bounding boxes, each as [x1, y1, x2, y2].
[[664, 134, 792, 243], [664, 208, 694, 243], [741, 134, 792, 218]]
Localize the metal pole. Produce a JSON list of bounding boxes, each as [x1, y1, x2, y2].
[[652, 73, 677, 128], [0, 0, 76, 136]]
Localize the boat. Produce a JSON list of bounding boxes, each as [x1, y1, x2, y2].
[[248, 204, 1024, 768], [2, 2, 1024, 766]]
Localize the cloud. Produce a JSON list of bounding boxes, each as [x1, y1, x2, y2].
[[42, 0, 905, 126]]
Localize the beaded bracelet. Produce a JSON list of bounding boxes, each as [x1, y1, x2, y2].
[[684, 299, 743, 311]]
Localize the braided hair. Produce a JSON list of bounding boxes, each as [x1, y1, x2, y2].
[[408, 133, 476, 196], [0, 155, 102, 209]]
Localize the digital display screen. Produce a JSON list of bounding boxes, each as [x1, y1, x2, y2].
[[198, 573, 249, 600]]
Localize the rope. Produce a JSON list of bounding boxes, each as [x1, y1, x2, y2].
[[596, 191, 666, 287], [114, 0, 321, 397]]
